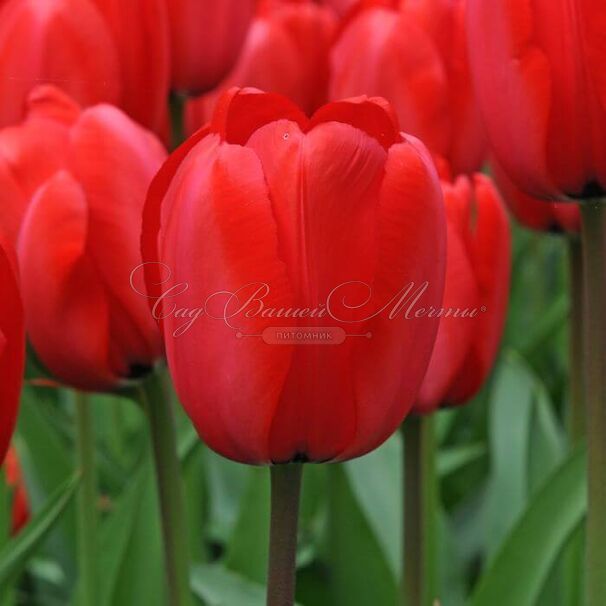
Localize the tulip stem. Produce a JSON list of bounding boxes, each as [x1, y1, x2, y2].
[[267, 464, 303, 606], [581, 200, 606, 606], [74, 391, 97, 606], [170, 92, 186, 151], [141, 373, 193, 606], [402, 415, 438, 606], [568, 236, 585, 443]]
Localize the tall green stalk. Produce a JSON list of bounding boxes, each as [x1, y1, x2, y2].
[[568, 236, 585, 443], [580, 201, 606, 606], [267, 464, 303, 606], [401, 415, 438, 606], [140, 373, 193, 606], [74, 392, 97, 606]]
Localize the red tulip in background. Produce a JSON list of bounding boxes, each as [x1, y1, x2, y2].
[[185, 0, 337, 135], [319, 0, 357, 16], [330, 0, 486, 176], [467, 0, 606, 199], [492, 160, 580, 234], [0, 0, 169, 134], [415, 173, 511, 413], [7, 86, 165, 392], [4, 448, 29, 534], [0, 240, 24, 466], [143, 87, 446, 464], [167, 0, 255, 94]]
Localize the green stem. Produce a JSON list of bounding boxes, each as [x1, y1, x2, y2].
[[402, 415, 438, 606], [75, 392, 97, 606], [581, 201, 606, 606], [568, 236, 586, 444], [141, 373, 193, 606], [267, 464, 303, 606]]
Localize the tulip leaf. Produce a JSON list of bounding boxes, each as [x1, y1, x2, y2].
[[0, 472, 79, 590], [328, 464, 397, 606], [344, 434, 401, 577], [190, 563, 302, 606], [224, 467, 270, 584], [484, 352, 535, 557], [469, 444, 586, 606]]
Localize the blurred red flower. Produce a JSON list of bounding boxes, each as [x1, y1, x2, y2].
[[11, 86, 165, 391], [416, 173, 511, 413], [185, 0, 337, 134]]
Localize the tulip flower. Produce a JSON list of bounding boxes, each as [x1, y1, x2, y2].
[[167, 0, 255, 94], [185, 0, 337, 135], [13, 86, 165, 392], [330, 0, 486, 175], [415, 173, 511, 413], [492, 160, 580, 234], [0, 0, 169, 134], [467, 1, 606, 199], [0, 240, 24, 468], [4, 447, 29, 534], [142, 87, 446, 465]]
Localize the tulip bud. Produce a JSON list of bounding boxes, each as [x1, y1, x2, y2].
[[4, 447, 29, 534], [492, 159, 580, 234], [185, 0, 337, 135], [467, 0, 606, 199], [142, 87, 446, 464], [166, 0, 255, 94], [416, 173, 511, 413], [0, 0, 169, 134], [0, 240, 24, 466], [15, 86, 165, 392], [330, 0, 486, 176]]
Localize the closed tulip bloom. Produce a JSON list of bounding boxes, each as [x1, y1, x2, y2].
[[467, 0, 606, 199], [330, 0, 486, 175], [415, 173, 511, 413], [185, 0, 337, 135], [16, 86, 165, 392], [492, 159, 580, 234], [167, 0, 255, 94], [143, 88, 446, 464], [0, 0, 169, 133], [0, 241, 24, 466], [4, 447, 29, 534]]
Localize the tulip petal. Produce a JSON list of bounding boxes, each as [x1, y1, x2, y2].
[[339, 136, 446, 459], [69, 105, 165, 368], [161, 142, 294, 464], [18, 171, 117, 390]]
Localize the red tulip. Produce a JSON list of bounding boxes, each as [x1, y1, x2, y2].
[[467, 0, 606, 199], [90, 0, 171, 134], [15, 86, 165, 392], [416, 173, 511, 413], [492, 159, 580, 234], [4, 447, 29, 534], [0, 0, 169, 134], [167, 0, 255, 94], [330, 0, 486, 175], [185, 0, 337, 135], [142, 88, 446, 464], [0, 241, 24, 466]]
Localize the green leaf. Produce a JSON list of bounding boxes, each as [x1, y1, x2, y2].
[[344, 434, 401, 577], [0, 473, 79, 589], [191, 564, 302, 606], [328, 464, 397, 606], [469, 445, 587, 606], [484, 353, 535, 557], [224, 468, 270, 584], [438, 443, 487, 478]]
